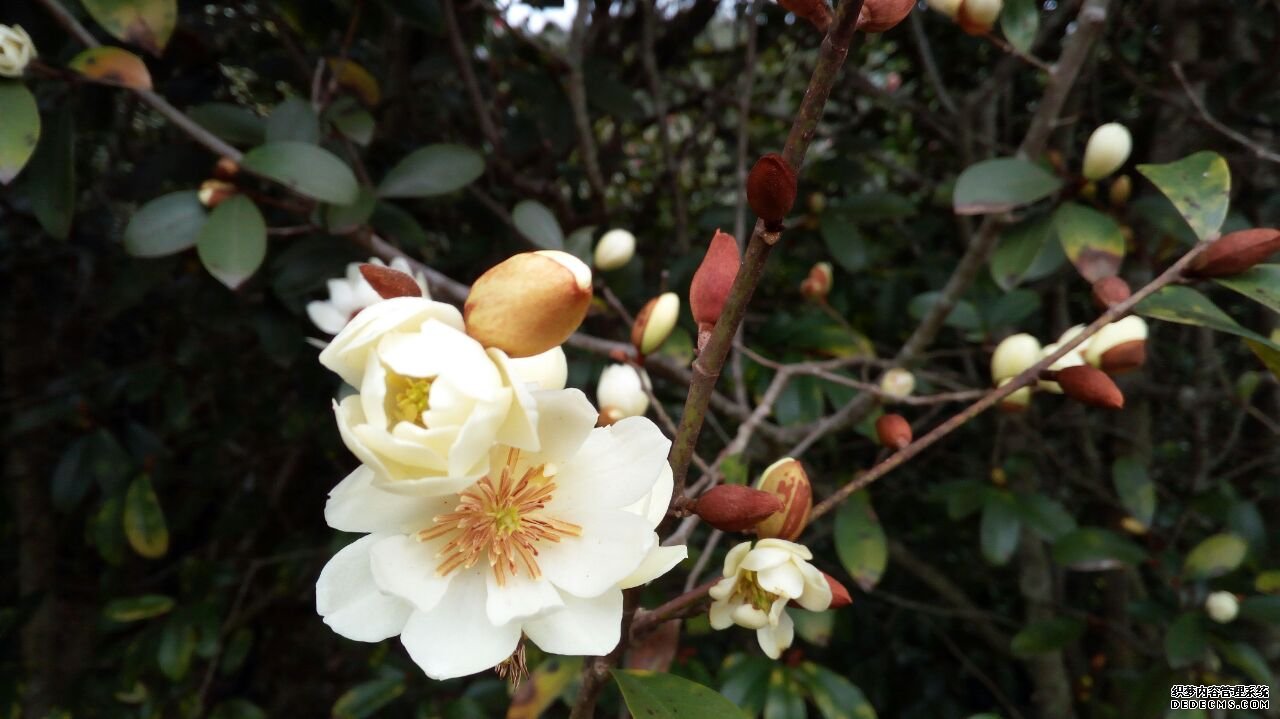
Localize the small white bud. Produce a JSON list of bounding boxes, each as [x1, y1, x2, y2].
[[879, 368, 916, 399], [991, 333, 1042, 384], [1084, 316, 1147, 367], [596, 364, 649, 421], [593, 229, 636, 271], [1204, 591, 1238, 624], [1082, 123, 1133, 181], [0, 25, 36, 78]]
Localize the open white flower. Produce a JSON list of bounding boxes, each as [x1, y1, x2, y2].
[[0, 25, 36, 78], [307, 257, 431, 336], [316, 391, 687, 680], [708, 539, 832, 659], [321, 296, 566, 493]]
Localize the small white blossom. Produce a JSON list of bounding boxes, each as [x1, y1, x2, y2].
[[306, 258, 431, 336], [708, 539, 832, 659], [0, 25, 36, 78]]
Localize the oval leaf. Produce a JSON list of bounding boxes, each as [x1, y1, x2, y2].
[[241, 141, 358, 204], [953, 157, 1062, 215], [1011, 618, 1085, 657], [512, 199, 565, 249], [68, 46, 153, 90], [104, 594, 175, 622], [264, 97, 319, 144], [196, 195, 266, 289], [980, 490, 1022, 566], [188, 103, 265, 146], [81, 0, 177, 55], [1111, 455, 1155, 528], [1052, 528, 1145, 570], [834, 490, 888, 592], [1016, 493, 1077, 542], [1214, 265, 1280, 314], [332, 678, 406, 719], [1165, 612, 1206, 669], [1000, 0, 1039, 54], [612, 669, 747, 719], [123, 474, 168, 559], [379, 144, 484, 198], [1137, 285, 1279, 348], [0, 80, 40, 185], [1053, 202, 1125, 282], [1137, 151, 1230, 242], [796, 662, 878, 719], [125, 191, 208, 257], [27, 107, 77, 240], [1183, 533, 1247, 580], [157, 620, 196, 681], [989, 216, 1062, 291]]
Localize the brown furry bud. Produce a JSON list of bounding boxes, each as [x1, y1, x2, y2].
[[875, 414, 912, 450], [824, 573, 853, 608], [1098, 340, 1146, 375], [693, 485, 784, 533], [1091, 276, 1131, 311], [753, 458, 813, 541], [1187, 228, 1280, 278], [1057, 365, 1124, 410], [778, 0, 833, 32], [689, 230, 740, 341], [359, 264, 424, 300], [747, 153, 798, 229], [857, 0, 915, 32]]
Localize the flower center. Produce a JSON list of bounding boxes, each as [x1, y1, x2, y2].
[[386, 371, 434, 427], [417, 449, 582, 586], [732, 571, 777, 611]]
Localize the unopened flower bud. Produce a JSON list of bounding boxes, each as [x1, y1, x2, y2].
[[991, 333, 1042, 384], [213, 157, 240, 180], [1082, 123, 1132, 181], [926, 0, 961, 18], [1205, 591, 1238, 624], [1084, 316, 1147, 375], [823, 573, 852, 608], [464, 250, 593, 358], [198, 179, 237, 209], [799, 262, 833, 302], [1091, 276, 1131, 311], [879, 368, 916, 399], [0, 24, 36, 78], [1186, 228, 1280, 278], [875, 414, 912, 450], [753, 457, 813, 541], [778, 0, 833, 32], [632, 292, 680, 356], [997, 377, 1032, 413], [747, 153, 798, 230], [957, 0, 1003, 34], [690, 230, 740, 349], [596, 364, 649, 422], [694, 484, 784, 533], [359, 263, 424, 299], [593, 229, 636, 271], [1109, 175, 1132, 208], [1038, 325, 1087, 393], [1057, 365, 1124, 409], [857, 0, 915, 32]]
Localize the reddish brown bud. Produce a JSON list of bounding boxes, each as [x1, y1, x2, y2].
[[856, 0, 915, 32], [1187, 228, 1280, 278], [799, 262, 833, 302], [753, 458, 813, 541], [824, 573, 853, 608], [1091, 276, 1131, 311], [1098, 340, 1146, 375], [747, 153, 798, 229], [689, 230, 740, 344], [693, 484, 784, 533], [213, 157, 240, 180], [778, 0, 833, 32], [359, 263, 424, 300], [1057, 365, 1124, 410], [197, 179, 237, 208], [875, 414, 912, 450]]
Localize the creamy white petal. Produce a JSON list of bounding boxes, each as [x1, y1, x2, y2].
[[756, 611, 794, 659], [755, 562, 805, 599], [551, 417, 670, 513], [794, 567, 833, 611], [368, 534, 455, 613], [400, 571, 522, 680], [335, 397, 395, 480], [325, 466, 457, 534], [623, 463, 673, 528], [536, 508, 653, 598], [619, 542, 687, 589], [307, 301, 350, 335], [739, 547, 798, 573], [489, 349, 541, 452], [527, 389, 598, 463], [754, 538, 812, 559], [523, 587, 623, 656], [316, 534, 413, 642], [733, 603, 770, 629], [321, 298, 464, 386], [446, 390, 513, 476], [485, 571, 564, 626], [722, 542, 753, 577], [708, 576, 738, 601], [379, 322, 502, 399], [506, 347, 568, 391], [709, 599, 735, 630]]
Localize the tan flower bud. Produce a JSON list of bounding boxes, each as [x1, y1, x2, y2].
[[879, 368, 916, 399], [1082, 123, 1132, 181], [464, 250, 593, 358], [1187, 228, 1280, 278], [778, 0, 833, 32], [632, 292, 680, 356], [1084, 316, 1147, 375], [1057, 365, 1124, 410], [997, 377, 1032, 413], [690, 230, 740, 347], [359, 263, 424, 299], [875, 413, 912, 450], [823, 572, 853, 609], [1108, 175, 1132, 208], [957, 0, 1002, 34], [694, 484, 784, 533], [799, 262, 833, 302], [593, 228, 636, 271], [197, 179, 238, 208], [747, 153, 798, 230], [753, 458, 813, 541], [1119, 516, 1147, 535], [991, 333, 1042, 384], [1091, 276, 1131, 311], [857, 0, 915, 32]]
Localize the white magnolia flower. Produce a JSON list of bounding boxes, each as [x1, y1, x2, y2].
[[596, 364, 649, 423], [321, 296, 567, 493], [307, 257, 431, 336], [0, 25, 35, 78], [708, 539, 832, 659], [316, 392, 687, 679]]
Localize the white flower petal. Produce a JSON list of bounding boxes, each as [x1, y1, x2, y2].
[[733, 603, 770, 630], [368, 534, 455, 613], [756, 611, 794, 659], [485, 571, 564, 626], [307, 301, 350, 335], [722, 542, 753, 577], [489, 349, 541, 452], [794, 565, 833, 611], [537, 508, 653, 598], [320, 298, 464, 387], [738, 546, 795, 573], [446, 389, 513, 476], [379, 322, 502, 399], [527, 389, 598, 463], [506, 347, 568, 391], [400, 571, 521, 680], [325, 466, 456, 534], [551, 417, 670, 513], [316, 534, 413, 642], [756, 562, 805, 599], [622, 463, 673, 528], [619, 541, 687, 589], [709, 599, 735, 629], [524, 587, 623, 656]]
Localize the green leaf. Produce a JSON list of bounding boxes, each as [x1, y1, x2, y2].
[[821, 212, 869, 273], [989, 216, 1064, 290], [1211, 638, 1274, 685], [0, 80, 40, 184], [613, 669, 747, 718], [1000, 0, 1039, 53], [332, 678, 406, 719], [91, 495, 126, 565], [1214, 264, 1280, 314], [197, 195, 267, 289], [378, 144, 485, 198], [123, 474, 168, 559], [763, 667, 805, 719], [241, 141, 358, 204], [980, 490, 1022, 566], [1239, 596, 1280, 624], [1136, 152, 1230, 242], [370, 201, 428, 248], [1053, 202, 1125, 282], [157, 620, 196, 681], [329, 98, 375, 146], [908, 292, 982, 332], [1164, 612, 1206, 669], [775, 374, 824, 426], [839, 192, 916, 221], [788, 609, 835, 647], [1182, 533, 1247, 580], [265, 97, 319, 144], [1111, 455, 1155, 527], [1255, 570, 1280, 594], [188, 103, 265, 146], [796, 662, 878, 719], [953, 157, 1062, 215], [1137, 285, 1280, 347], [1016, 493, 1077, 542], [1010, 618, 1085, 656], [1245, 339, 1280, 380], [26, 107, 76, 239], [1052, 528, 1145, 570], [512, 199, 564, 250], [834, 490, 888, 592], [125, 191, 207, 257], [325, 186, 377, 234], [103, 594, 174, 622], [720, 655, 772, 714], [81, 0, 177, 55]]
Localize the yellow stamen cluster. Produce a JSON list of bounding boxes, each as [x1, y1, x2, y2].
[[419, 449, 582, 586], [728, 570, 776, 611], [388, 372, 434, 426]]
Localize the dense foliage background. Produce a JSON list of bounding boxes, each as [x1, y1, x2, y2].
[[2, 0, 1278, 717]]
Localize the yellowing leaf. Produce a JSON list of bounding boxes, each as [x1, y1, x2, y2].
[[327, 58, 382, 106], [68, 47, 153, 90], [81, 0, 177, 56], [123, 474, 168, 559], [507, 657, 581, 719]]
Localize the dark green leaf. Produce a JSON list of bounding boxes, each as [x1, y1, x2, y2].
[[265, 97, 319, 144], [1016, 493, 1077, 542], [720, 655, 772, 714], [1137, 285, 1280, 348], [821, 212, 869, 273], [124, 192, 208, 257], [188, 103, 265, 146], [103, 594, 174, 622], [157, 619, 196, 681], [613, 669, 747, 718], [370, 201, 429, 248], [512, 199, 564, 250], [197, 195, 267, 289], [1136, 152, 1230, 242], [980, 490, 1022, 566], [241, 141, 358, 204], [989, 216, 1064, 289], [834, 490, 887, 592], [0, 80, 40, 184], [1211, 638, 1274, 684], [1111, 455, 1155, 527], [378, 144, 485, 198], [908, 292, 982, 332], [763, 667, 804, 719], [1239, 596, 1280, 624], [325, 186, 377, 234], [1053, 202, 1125, 282], [1010, 618, 1085, 656], [1000, 0, 1039, 53], [1214, 265, 1280, 314], [332, 678, 406, 719], [796, 662, 878, 719], [953, 158, 1062, 215], [1164, 612, 1206, 668], [788, 609, 835, 647], [26, 107, 76, 239], [1052, 528, 1145, 570], [1183, 533, 1247, 580]]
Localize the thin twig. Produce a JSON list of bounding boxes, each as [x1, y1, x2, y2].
[[565, 0, 609, 209], [1170, 62, 1280, 164]]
